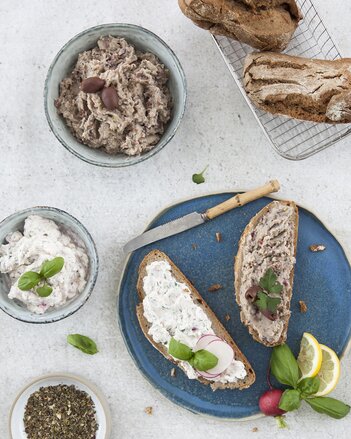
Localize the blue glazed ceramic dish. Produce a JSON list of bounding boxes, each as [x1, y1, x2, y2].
[[0, 207, 99, 323], [118, 193, 351, 420], [44, 23, 187, 168]]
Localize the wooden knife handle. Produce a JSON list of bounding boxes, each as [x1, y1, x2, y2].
[[204, 180, 280, 220]]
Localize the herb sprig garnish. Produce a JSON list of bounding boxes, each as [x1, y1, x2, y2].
[[18, 257, 64, 297], [192, 165, 209, 185], [271, 344, 350, 419], [168, 338, 218, 371], [254, 268, 283, 314]]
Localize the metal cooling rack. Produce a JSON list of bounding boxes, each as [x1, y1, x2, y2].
[[213, 0, 351, 160]]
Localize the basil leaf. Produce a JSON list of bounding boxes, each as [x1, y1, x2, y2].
[[298, 377, 320, 396], [40, 257, 64, 279], [306, 397, 350, 419], [192, 165, 208, 185], [279, 389, 301, 412], [36, 285, 53, 297], [189, 349, 218, 371], [18, 271, 41, 291], [168, 338, 193, 361], [270, 344, 299, 388], [67, 334, 98, 355]]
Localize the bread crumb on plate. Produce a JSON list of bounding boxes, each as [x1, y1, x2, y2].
[[208, 284, 223, 292], [144, 406, 153, 415], [299, 300, 308, 313], [309, 244, 326, 252]]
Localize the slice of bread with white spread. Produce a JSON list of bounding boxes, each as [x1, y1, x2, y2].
[[137, 250, 256, 390], [235, 200, 299, 347]]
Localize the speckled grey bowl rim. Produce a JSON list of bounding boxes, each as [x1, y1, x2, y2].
[[8, 372, 112, 439], [0, 206, 99, 324], [44, 23, 187, 168]]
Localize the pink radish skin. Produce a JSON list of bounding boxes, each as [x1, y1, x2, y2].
[[197, 370, 222, 379], [259, 389, 286, 416], [194, 334, 221, 352], [202, 339, 234, 375]]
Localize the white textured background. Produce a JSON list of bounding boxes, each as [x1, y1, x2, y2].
[[0, 0, 350, 438]]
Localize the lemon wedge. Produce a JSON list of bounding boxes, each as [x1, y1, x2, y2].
[[297, 332, 323, 379], [314, 344, 341, 396]]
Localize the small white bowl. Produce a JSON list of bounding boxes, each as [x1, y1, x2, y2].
[[9, 373, 111, 439], [0, 207, 99, 323], [44, 23, 187, 167]]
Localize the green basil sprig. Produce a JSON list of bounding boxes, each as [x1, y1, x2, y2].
[[168, 338, 193, 360], [67, 334, 98, 355], [270, 343, 350, 420], [40, 257, 65, 278], [36, 285, 53, 297], [279, 389, 301, 412], [192, 165, 209, 185], [18, 257, 64, 298], [189, 349, 218, 371], [298, 377, 320, 396], [270, 344, 299, 388], [18, 272, 41, 291], [168, 338, 218, 371], [305, 397, 350, 419]]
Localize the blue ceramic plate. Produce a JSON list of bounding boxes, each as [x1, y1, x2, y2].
[[118, 194, 351, 419]]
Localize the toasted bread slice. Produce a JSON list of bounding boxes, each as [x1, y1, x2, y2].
[[235, 201, 299, 347], [137, 250, 255, 390]]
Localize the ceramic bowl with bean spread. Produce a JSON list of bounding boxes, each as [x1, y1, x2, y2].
[[44, 23, 187, 167]]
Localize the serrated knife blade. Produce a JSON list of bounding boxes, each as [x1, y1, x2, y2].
[[123, 212, 205, 254], [123, 180, 281, 254]]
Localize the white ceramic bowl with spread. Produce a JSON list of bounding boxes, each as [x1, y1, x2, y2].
[[0, 207, 99, 323], [44, 23, 187, 167]]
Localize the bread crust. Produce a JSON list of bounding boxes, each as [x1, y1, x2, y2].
[[137, 250, 256, 390], [178, 0, 301, 51], [234, 201, 299, 347], [243, 52, 351, 123]]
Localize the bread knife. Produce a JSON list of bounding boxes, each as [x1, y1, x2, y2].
[[124, 180, 280, 254]]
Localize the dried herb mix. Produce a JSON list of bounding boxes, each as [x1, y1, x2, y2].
[[24, 384, 98, 439]]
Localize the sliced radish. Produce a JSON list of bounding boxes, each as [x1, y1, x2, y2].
[[197, 370, 222, 379], [194, 334, 221, 352], [203, 339, 234, 375]]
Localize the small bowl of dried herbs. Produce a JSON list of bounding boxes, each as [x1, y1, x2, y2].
[[9, 373, 111, 439]]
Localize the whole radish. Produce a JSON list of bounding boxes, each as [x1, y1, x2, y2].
[[259, 389, 286, 416], [259, 366, 288, 428]]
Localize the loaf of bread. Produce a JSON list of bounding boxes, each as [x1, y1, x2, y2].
[[235, 201, 299, 347], [137, 250, 256, 390], [244, 52, 351, 123], [178, 0, 301, 51]]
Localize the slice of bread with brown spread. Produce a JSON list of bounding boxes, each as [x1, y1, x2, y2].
[[178, 0, 301, 52], [137, 250, 256, 390], [235, 201, 298, 347]]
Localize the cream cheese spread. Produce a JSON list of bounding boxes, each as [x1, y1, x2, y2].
[[0, 215, 89, 314], [142, 260, 247, 383]]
